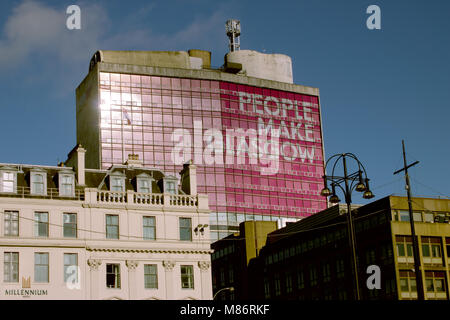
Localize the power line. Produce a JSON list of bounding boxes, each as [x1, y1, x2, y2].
[[0, 211, 210, 244]]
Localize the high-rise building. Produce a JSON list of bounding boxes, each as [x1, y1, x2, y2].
[[76, 47, 327, 241]]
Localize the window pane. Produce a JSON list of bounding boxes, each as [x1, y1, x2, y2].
[[432, 245, 441, 257], [399, 211, 410, 222], [35, 212, 48, 237], [64, 253, 78, 282], [4, 210, 19, 236], [400, 279, 409, 291], [34, 253, 49, 282], [435, 279, 445, 292], [180, 218, 192, 241], [406, 244, 413, 257], [396, 244, 405, 257], [106, 215, 119, 239], [106, 264, 121, 288], [4, 252, 19, 283], [63, 213, 77, 238], [422, 244, 430, 257], [181, 265, 194, 289], [143, 217, 156, 240], [111, 177, 124, 191], [144, 264, 158, 289], [410, 279, 417, 292], [425, 279, 434, 292]]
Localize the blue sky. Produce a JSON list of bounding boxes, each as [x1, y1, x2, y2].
[[0, 0, 448, 203]]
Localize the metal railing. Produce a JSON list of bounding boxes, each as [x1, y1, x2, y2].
[[0, 186, 85, 201]]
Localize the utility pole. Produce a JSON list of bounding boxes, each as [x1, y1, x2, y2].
[[393, 140, 424, 300]]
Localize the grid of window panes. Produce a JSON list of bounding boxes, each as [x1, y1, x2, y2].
[[144, 264, 158, 289], [34, 212, 48, 237], [180, 265, 194, 289], [34, 252, 49, 283], [64, 253, 78, 282], [106, 263, 121, 288], [143, 216, 156, 240], [98, 72, 326, 240], [4, 210, 19, 236], [179, 217, 192, 241], [4, 252, 19, 282], [106, 215, 119, 239], [63, 213, 77, 238]]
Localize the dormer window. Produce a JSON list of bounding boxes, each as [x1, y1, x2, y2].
[[59, 172, 75, 197], [31, 171, 47, 195], [0, 169, 17, 193], [110, 172, 125, 192], [137, 173, 153, 193], [164, 176, 178, 195]]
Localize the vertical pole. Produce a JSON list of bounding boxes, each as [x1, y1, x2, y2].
[[402, 140, 424, 300], [343, 155, 360, 300]]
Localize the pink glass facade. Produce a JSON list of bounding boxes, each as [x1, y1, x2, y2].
[[98, 72, 326, 240]]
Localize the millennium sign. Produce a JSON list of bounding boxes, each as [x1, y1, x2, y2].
[[3, 277, 48, 298]]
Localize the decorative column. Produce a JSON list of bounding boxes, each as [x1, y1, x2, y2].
[[126, 260, 139, 300], [87, 259, 102, 300], [198, 261, 212, 300], [162, 261, 176, 299]]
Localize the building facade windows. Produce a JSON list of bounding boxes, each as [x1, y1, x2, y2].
[[30, 171, 46, 195], [179, 217, 192, 241], [34, 212, 49, 237], [64, 253, 78, 283], [399, 270, 417, 294], [297, 269, 304, 289], [336, 259, 345, 279], [264, 277, 270, 298], [144, 264, 158, 289], [143, 216, 156, 240], [110, 174, 125, 192], [424, 271, 447, 296], [421, 237, 442, 258], [137, 175, 152, 193], [106, 264, 121, 288], [4, 210, 19, 236], [4, 252, 19, 282], [322, 263, 331, 283], [0, 171, 16, 193], [59, 174, 75, 197], [309, 265, 318, 287], [274, 273, 281, 296], [285, 272, 293, 293], [34, 253, 49, 283], [229, 268, 234, 284], [396, 236, 413, 258], [63, 213, 77, 238], [106, 214, 119, 239], [164, 178, 178, 194], [180, 265, 194, 289]]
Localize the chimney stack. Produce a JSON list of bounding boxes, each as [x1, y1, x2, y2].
[[76, 145, 86, 186], [179, 160, 197, 195]]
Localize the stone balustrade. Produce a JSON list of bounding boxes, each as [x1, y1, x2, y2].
[[84, 188, 208, 210]]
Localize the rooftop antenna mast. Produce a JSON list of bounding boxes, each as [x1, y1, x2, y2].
[[226, 19, 241, 52]]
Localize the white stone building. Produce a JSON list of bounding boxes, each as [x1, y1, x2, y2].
[[0, 146, 212, 300]]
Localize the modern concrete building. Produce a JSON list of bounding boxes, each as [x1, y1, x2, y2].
[[0, 146, 212, 300], [75, 48, 327, 241], [211, 196, 450, 300]]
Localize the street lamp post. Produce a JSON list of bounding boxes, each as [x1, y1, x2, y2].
[[213, 287, 234, 300], [319, 153, 374, 300]]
